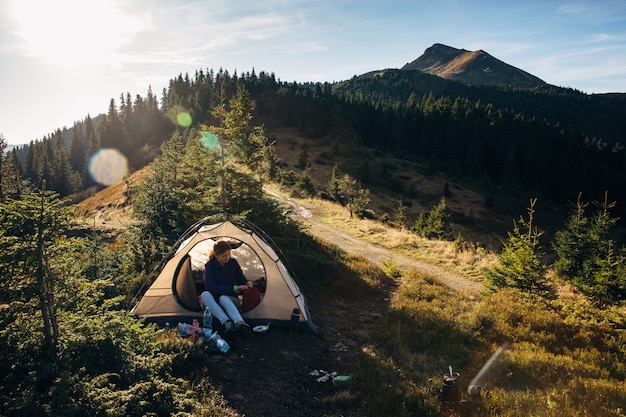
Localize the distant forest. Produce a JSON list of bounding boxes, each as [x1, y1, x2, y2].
[[6, 67, 626, 217]]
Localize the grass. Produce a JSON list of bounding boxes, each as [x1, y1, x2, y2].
[[303, 228, 626, 416], [257, 182, 624, 415]]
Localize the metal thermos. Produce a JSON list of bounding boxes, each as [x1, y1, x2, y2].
[[290, 308, 300, 333]]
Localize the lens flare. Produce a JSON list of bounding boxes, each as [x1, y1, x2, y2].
[[88, 148, 128, 186], [177, 112, 192, 127], [200, 130, 220, 150]]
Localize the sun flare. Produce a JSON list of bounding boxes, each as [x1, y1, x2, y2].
[[8, 0, 146, 67]]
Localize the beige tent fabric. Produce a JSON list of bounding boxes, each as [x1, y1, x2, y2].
[[131, 220, 314, 332]]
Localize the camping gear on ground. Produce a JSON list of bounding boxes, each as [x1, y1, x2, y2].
[[332, 375, 352, 388], [290, 308, 300, 333], [177, 319, 202, 336], [253, 323, 270, 334], [209, 331, 230, 353], [178, 322, 190, 335], [202, 306, 213, 341], [202, 328, 212, 340], [130, 214, 316, 333], [309, 370, 337, 383], [441, 365, 460, 401], [203, 306, 212, 331]]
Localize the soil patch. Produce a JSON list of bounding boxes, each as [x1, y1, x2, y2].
[[197, 267, 395, 417]]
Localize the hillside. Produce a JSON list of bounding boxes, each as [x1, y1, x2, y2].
[[78, 124, 529, 252], [76, 140, 491, 417], [75, 121, 509, 278], [75, 137, 626, 417], [74, 165, 152, 230]]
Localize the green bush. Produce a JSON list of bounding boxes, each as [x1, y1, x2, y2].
[[552, 194, 626, 304], [382, 256, 403, 278], [484, 199, 550, 294], [412, 197, 453, 240]]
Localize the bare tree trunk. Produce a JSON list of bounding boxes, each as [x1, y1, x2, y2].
[[37, 185, 57, 359]]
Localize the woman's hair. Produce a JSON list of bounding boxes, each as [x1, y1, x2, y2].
[[209, 240, 232, 259]]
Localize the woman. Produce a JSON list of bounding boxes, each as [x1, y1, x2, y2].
[[200, 240, 252, 333]]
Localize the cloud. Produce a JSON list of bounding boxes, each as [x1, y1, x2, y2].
[[556, 1, 591, 15], [110, 1, 305, 69], [586, 32, 626, 43], [557, 0, 626, 23], [523, 42, 626, 92]]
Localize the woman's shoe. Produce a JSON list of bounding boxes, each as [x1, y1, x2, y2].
[[223, 319, 235, 332], [235, 320, 250, 334]]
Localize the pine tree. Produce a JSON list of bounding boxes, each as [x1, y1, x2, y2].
[[25, 140, 36, 183], [262, 139, 280, 182], [52, 134, 77, 195], [553, 193, 626, 303], [395, 198, 406, 229], [208, 86, 270, 208], [326, 165, 341, 202], [552, 193, 590, 280], [590, 241, 626, 304], [2, 149, 27, 200], [297, 146, 309, 170], [84, 115, 100, 187], [339, 173, 357, 217], [485, 199, 549, 294], [98, 98, 129, 156], [0, 133, 6, 203], [412, 197, 453, 240], [353, 187, 371, 218], [69, 122, 85, 173], [223, 87, 262, 166], [293, 167, 315, 198], [127, 154, 183, 271], [0, 180, 73, 358]]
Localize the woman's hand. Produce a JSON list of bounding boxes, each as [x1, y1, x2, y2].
[[235, 281, 253, 294]]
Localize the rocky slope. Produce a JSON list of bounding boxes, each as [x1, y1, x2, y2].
[[401, 43, 546, 88]]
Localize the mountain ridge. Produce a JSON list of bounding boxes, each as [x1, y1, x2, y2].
[[401, 43, 546, 89]]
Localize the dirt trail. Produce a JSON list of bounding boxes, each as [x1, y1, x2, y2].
[[264, 187, 483, 293]]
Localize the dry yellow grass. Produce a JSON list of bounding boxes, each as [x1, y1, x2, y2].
[[273, 187, 498, 281], [74, 165, 151, 229]]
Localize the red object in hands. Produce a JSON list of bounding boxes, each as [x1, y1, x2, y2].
[[241, 287, 261, 312]]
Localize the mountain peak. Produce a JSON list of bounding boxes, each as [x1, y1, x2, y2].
[[402, 43, 546, 89]]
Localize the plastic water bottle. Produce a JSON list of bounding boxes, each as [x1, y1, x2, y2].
[[202, 328, 212, 341], [209, 331, 230, 353], [203, 306, 212, 331]]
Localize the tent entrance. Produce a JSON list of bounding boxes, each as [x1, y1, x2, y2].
[[173, 237, 268, 311]]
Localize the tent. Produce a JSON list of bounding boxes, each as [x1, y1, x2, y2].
[[130, 215, 316, 333]]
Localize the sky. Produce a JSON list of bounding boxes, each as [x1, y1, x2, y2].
[[1, 0, 626, 145]]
